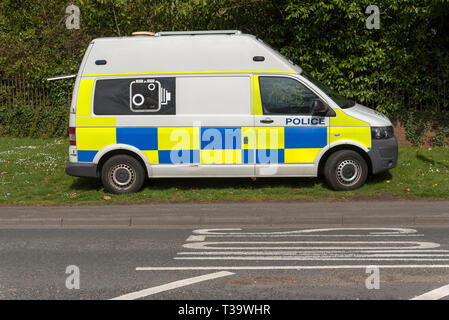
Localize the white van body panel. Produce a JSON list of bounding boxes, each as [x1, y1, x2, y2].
[[151, 164, 255, 177], [343, 104, 392, 127], [176, 76, 251, 115], [83, 34, 300, 76]]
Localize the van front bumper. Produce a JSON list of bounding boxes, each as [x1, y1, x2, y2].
[[367, 136, 398, 174], [65, 162, 99, 178]]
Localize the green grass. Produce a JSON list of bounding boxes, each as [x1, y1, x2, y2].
[[0, 136, 448, 205]]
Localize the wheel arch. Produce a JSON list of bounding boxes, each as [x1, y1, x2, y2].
[[318, 143, 372, 176], [93, 144, 150, 178]]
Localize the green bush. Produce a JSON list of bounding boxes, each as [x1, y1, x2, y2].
[[0, 0, 448, 145]]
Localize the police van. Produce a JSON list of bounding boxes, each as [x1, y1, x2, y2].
[[65, 30, 398, 194]]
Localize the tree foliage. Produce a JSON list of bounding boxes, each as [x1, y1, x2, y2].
[[0, 0, 448, 144]]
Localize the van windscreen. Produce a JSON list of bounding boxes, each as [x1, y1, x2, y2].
[[300, 71, 355, 109]]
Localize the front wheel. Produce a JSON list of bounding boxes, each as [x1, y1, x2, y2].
[[324, 150, 368, 191], [101, 155, 146, 194]]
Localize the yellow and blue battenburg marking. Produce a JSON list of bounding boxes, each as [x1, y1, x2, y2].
[[77, 126, 329, 164], [74, 76, 370, 166]]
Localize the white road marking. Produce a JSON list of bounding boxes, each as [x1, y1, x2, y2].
[[411, 284, 449, 300], [137, 265, 449, 271], [188, 234, 424, 238], [183, 241, 440, 250], [178, 228, 446, 264], [110, 271, 234, 300], [186, 235, 206, 242], [174, 257, 449, 261], [192, 228, 419, 236], [178, 251, 449, 256]]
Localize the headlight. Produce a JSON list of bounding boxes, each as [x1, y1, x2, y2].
[[371, 126, 394, 139]]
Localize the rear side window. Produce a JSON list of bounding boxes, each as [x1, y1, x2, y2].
[[94, 77, 176, 115], [259, 76, 319, 115]]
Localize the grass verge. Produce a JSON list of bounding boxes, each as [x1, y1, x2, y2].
[[0, 136, 448, 205]]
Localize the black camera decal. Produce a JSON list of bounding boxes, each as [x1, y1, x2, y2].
[[130, 79, 172, 112], [94, 77, 176, 115]]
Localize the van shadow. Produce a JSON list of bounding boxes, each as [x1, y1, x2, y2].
[[69, 171, 391, 193], [147, 176, 324, 192], [70, 177, 103, 191], [365, 171, 392, 185], [143, 171, 393, 192]]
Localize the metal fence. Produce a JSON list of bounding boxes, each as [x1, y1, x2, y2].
[[0, 76, 52, 109]]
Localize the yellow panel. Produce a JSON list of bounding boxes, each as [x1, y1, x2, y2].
[[253, 76, 263, 115], [250, 75, 254, 115], [284, 148, 322, 163], [76, 117, 116, 127], [200, 150, 242, 164], [256, 127, 284, 149], [76, 79, 95, 117], [158, 127, 200, 150], [330, 126, 371, 149], [330, 109, 369, 127], [77, 128, 116, 150], [142, 150, 159, 164], [241, 127, 255, 150]]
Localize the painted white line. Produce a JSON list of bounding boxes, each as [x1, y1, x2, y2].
[[192, 228, 419, 236], [174, 257, 449, 261], [110, 271, 234, 300], [411, 284, 449, 300], [177, 251, 449, 256], [186, 235, 206, 242], [136, 265, 449, 271], [360, 250, 449, 253], [183, 241, 440, 250], [196, 234, 424, 238]]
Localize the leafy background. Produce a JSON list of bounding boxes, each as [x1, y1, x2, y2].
[[0, 0, 448, 145]]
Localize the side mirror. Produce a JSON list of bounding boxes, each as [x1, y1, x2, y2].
[[312, 100, 329, 116]]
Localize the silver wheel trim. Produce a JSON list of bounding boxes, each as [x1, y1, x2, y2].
[[336, 159, 362, 187], [108, 164, 136, 190]]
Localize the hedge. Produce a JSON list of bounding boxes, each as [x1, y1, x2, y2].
[[0, 0, 448, 145]]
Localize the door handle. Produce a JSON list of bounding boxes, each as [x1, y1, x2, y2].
[[260, 119, 274, 124]]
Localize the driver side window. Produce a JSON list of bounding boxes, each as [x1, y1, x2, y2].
[[259, 76, 320, 115]]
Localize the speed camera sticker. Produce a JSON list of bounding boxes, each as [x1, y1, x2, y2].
[[130, 79, 172, 112], [93, 77, 176, 115]]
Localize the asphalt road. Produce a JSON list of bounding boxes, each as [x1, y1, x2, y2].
[[1, 201, 449, 300], [1, 226, 449, 300]]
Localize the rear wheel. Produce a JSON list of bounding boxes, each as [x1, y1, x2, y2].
[[324, 150, 368, 191], [101, 155, 145, 194]]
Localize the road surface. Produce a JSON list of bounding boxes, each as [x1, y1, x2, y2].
[[0, 201, 449, 300]]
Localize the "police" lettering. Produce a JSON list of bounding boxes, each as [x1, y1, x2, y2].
[[286, 118, 325, 126]]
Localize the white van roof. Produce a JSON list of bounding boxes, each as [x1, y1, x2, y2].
[[82, 31, 301, 76]]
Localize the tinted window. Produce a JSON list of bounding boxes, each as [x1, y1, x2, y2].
[[259, 77, 320, 115], [94, 77, 176, 115], [301, 71, 355, 109]]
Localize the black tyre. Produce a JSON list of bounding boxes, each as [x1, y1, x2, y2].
[[324, 150, 368, 191], [101, 155, 146, 194]]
